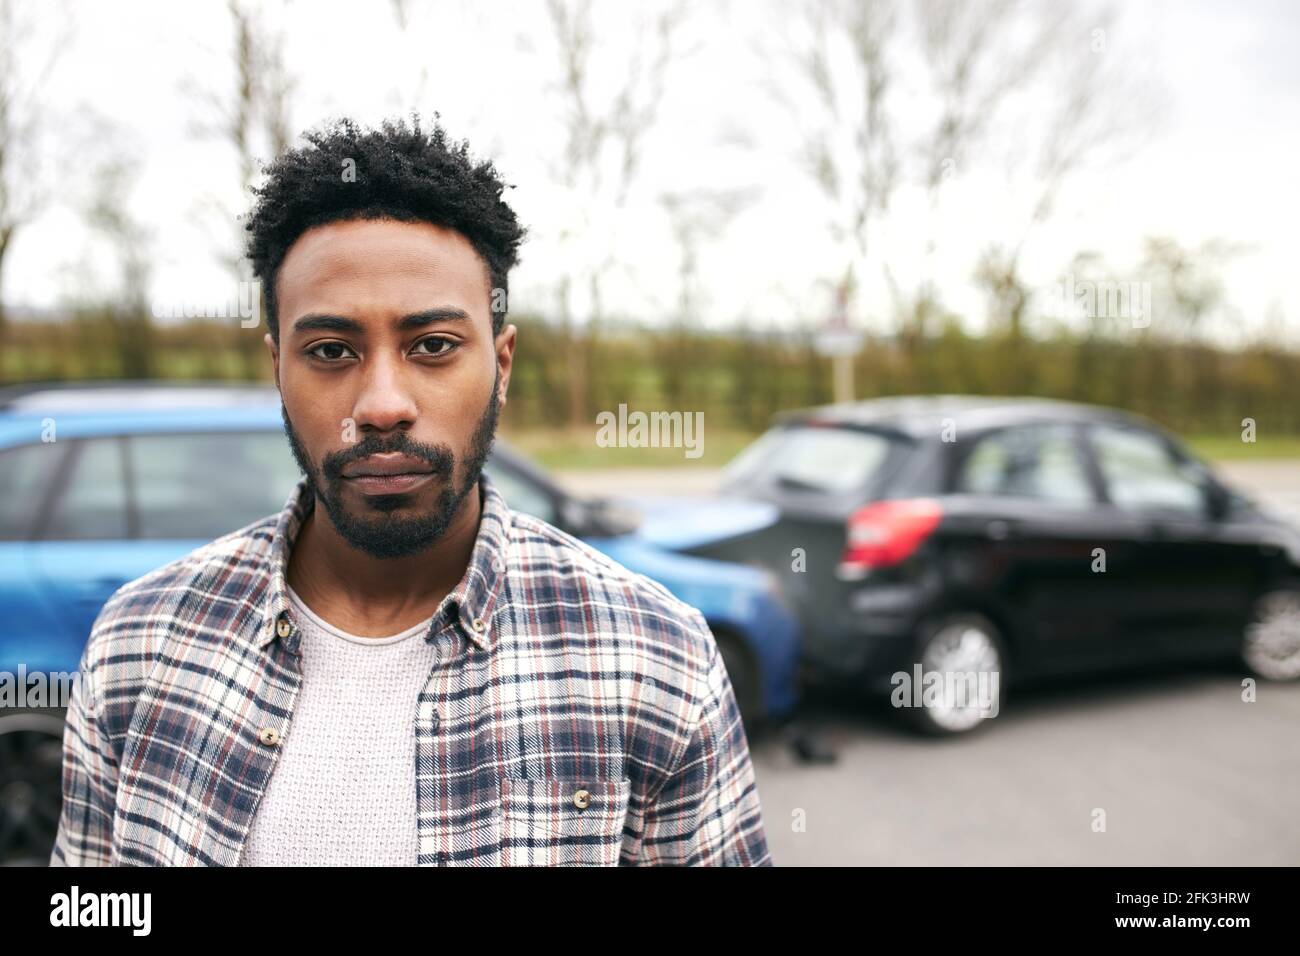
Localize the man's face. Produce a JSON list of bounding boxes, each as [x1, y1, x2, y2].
[[268, 218, 514, 559]]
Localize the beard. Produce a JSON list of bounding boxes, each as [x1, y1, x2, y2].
[[280, 369, 500, 560]]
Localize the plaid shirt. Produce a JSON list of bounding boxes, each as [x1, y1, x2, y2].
[[50, 470, 772, 867]]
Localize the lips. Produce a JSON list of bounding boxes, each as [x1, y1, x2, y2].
[[342, 453, 435, 479], [340, 452, 438, 497]]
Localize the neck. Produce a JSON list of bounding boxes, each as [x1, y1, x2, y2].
[[285, 480, 483, 638]]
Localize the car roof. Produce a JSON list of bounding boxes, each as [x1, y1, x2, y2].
[[0, 379, 280, 413], [0, 381, 285, 447], [0, 380, 537, 468], [774, 394, 1155, 439]]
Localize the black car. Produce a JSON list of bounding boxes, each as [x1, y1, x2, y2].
[[683, 396, 1300, 735]]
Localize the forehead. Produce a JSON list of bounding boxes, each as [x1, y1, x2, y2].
[[276, 218, 491, 324]]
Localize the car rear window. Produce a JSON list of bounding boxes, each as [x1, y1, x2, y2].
[[724, 425, 900, 494]]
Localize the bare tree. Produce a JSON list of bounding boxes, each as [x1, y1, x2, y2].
[[539, 0, 692, 426], [661, 188, 756, 324], [184, 1, 297, 275], [78, 119, 155, 378], [973, 3, 1158, 355], [908, 0, 1065, 347], [0, 0, 70, 346], [772, 0, 1153, 390], [1139, 236, 1245, 341], [768, 0, 900, 347], [658, 188, 755, 408], [184, 0, 298, 376]]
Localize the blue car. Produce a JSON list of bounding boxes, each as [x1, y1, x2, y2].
[[0, 380, 800, 864]]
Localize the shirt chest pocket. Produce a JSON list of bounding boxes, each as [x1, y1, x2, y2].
[[499, 777, 632, 867]]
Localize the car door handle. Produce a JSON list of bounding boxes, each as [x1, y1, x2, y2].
[[985, 520, 1016, 540], [1147, 521, 1200, 541]]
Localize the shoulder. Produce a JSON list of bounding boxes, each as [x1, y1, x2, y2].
[[502, 509, 720, 691], [80, 513, 280, 704], [508, 510, 713, 635], [500, 510, 739, 794]]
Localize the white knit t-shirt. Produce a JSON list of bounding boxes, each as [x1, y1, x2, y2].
[[239, 582, 440, 866]]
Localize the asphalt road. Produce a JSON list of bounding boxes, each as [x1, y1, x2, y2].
[[558, 460, 1300, 866], [750, 671, 1299, 865]]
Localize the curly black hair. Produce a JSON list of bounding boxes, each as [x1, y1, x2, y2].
[[244, 114, 526, 344]]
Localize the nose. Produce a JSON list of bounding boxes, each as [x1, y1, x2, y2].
[[350, 352, 418, 437]]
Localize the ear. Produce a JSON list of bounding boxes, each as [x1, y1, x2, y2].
[[265, 332, 280, 390], [494, 323, 516, 407]]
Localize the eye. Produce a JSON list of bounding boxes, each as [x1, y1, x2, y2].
[[306, 341, 356, 362], [412, 336, 458, 358]]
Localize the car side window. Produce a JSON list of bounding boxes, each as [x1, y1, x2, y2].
[[0, 441, 68, 539], [1088, 424, 1206, 515], [957, 424, 1094, 505], [44, 438, 130, 540], [485, 463, 557, 524], [127, 431, 303, 539]]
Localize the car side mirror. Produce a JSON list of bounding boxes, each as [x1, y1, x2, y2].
[[1205, 481, 1231, 521], [560, 497, 641, 538], [559, 499, 599, 537]]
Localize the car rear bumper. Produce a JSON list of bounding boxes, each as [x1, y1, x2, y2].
[[797, 579, 933, 692]]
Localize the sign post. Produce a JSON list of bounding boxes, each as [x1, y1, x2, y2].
[[813, 273, 864, 403]]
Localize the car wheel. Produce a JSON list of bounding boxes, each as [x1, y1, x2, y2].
[[902, 613, 1005, 737], [1241, 589, 1300, 682], [0, 713, 66, 866], [716, 633, 762, 731]]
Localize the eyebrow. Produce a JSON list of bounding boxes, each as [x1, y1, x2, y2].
[[291, 308, 471, 335]]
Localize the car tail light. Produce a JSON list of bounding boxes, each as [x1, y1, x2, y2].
[[838, 498, 943, 577]]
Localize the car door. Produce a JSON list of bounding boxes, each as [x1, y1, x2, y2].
[[1081, 421, 1265, 662], [123, 429, 302, 542], [27, 436, 165, 656], [29, 429, 302, 657], [944, 421, 1118, 677], [0, 439, 76, 675]]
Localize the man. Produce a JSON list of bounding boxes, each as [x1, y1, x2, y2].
[[49, 116, 772, 866]]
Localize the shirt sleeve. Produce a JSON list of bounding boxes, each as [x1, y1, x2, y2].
[[634, 622, 773, 866], [49, 640, 118, 867]]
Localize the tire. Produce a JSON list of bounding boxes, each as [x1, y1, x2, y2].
[[899, 612, 1006, 738], [716, 632, 762, 732], [1241, 588, 1300, 682], [0, 712, 67, 866]]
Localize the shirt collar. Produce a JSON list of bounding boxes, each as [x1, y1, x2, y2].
[[257, 469, 512, 655]]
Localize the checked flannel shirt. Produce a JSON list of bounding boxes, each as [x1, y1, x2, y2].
[[49, 469, 773, 866]]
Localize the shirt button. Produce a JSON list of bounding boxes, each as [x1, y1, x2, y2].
[[572, 788, 591, 810], [276, 616, 292, 638], [470, 617, 485, 632], [430, 708, 441, 730], [258, 727, 280, 746]]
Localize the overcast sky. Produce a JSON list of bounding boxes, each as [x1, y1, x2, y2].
[[6, 0, 1299, 346]]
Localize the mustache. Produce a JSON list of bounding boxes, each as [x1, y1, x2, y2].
[[320, 433, 455, 482]]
